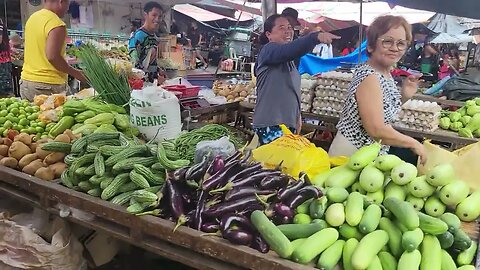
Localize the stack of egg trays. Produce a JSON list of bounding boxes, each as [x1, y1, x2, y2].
[[300, 79, 317, 112], [394, 99, 442, 132], [313, 76, 351, 117]]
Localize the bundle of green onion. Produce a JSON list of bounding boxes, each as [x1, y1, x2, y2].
[[78, 45, 130, 109]]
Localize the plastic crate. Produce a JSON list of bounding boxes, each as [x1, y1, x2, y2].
[[163, 85, 200, 98]]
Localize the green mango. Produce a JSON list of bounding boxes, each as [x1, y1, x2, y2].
[[406, 195, 425, 211], [456, 190, 480, 222], [366, 189, 384, 205], [391, 162, 417, 185], [408, 175, 436, 198], [439, 181, 470, 207], [424, 196, 446, 217], [374, 154, 403, 172], [359, 164, 385, 193], [384, 181, 407, 201], [426, 163, 455, 187], [325, 165, 361, 189], [347, 142, 382, 171], [311, 169, 334, 187]]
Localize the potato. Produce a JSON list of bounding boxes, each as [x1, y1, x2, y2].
[[0, 157, 18, 168], [3, 138, 12, 147], [64, 129, 77, 142], [0, 145, 8, 157], [18, 153, 39, 169], [14, 133, 32, 145], [35, 167, 55, 181], [49, 162, 67, 178], [36, 144, 52, 160], [54, 134, 71, 143], [43, 152, 66, 166], [8, 141, 32, 160], [37, 138, 53, 144], [30, 142, 38, 153], [22, 159, 44, 176], [240, 91, 248, 97]]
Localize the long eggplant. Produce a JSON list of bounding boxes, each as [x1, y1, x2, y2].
[[273, 203, 295, 219], [273, 214, 293, 225], [172, 167, 189, 182], [277, 179, 304, 201], [193, 190, 207, 231], [185, 155, 209, 182], [224, 151, 241, 163], [165, 177, 188, 231], [203, 196, 267, 217], [210, 170, 281, 194], [239, 150, 252, 165], [200, 222, 219, 233], [202, 160, 242, 191], [230, 163, 263, 182], [222, 228, 253, 246], [259, 175, 289, 190], [285, 186, 322, 209], [224, 187, 275, 201], [251, 235, 269, 253], [209, 156, 225, 175], [220, 213, 255, 232]]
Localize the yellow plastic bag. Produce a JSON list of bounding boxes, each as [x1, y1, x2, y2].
[[418, 140, 480, 190], [252, 125, 330, 178]]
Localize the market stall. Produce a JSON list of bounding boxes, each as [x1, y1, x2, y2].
[[0, 31, 480, 270]]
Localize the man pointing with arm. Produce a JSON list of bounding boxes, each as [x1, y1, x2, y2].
[[20, 0, 86, 101]]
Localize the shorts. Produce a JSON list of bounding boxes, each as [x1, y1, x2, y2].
[[253, 125, 296, 145], [19, 80, 70, 102]]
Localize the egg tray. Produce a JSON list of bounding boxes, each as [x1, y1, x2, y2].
[[312, 108, 341, 117], [301, 79, 317, 90], [301, 93, 315, 103], [398, 110, 441, 122], [301, 102, 312, 112], [315, 88, 348, 100], [394, 121, 439, 132], [401, 99, 442, 114]]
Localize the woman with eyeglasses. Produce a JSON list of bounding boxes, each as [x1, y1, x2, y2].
[[329, 15, 427, 164]]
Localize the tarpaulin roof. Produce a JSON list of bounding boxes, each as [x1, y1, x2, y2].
[[382, 0, 480, 20], [173, 4, 254, 22], [430, 33, 474, 44]]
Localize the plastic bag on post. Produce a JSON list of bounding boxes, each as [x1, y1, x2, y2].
[[129, 87, 182, 141], [252, 125, 330, 178], [194, 136, 235, 164]]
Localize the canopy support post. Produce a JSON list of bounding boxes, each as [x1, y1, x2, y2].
[[358, 0, 363, 63], [261, 0, 277, 21]]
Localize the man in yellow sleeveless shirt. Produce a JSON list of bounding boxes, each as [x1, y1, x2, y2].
[[20, 0, 86, 101]]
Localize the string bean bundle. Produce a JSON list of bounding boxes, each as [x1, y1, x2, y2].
[[174, 124, 241, 161]]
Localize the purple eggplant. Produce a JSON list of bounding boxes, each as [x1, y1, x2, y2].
[[277, 179, 305, 201], [274, 203, 295, 218], [202, 160, 242, 191], [251, 235, 269, 253], [166, 177, 188, 231], [193, 190, 207, 230], [200, 222, 219, 233], [210, 156, 225, 175], [203, 195, 270, 217], [224, 151, 241, 163], [224, 187, 275, 202], [220, 213, 255, 232], [285, 186, 322, 209], [274, 214, 293, 225], [185, 156, 209, 182], [259, 175, 289, 190], [230, 163, 262, 182], [172, 167, 189, 182], [239, 150, 252, 165], [222, 228, 253, 246], [210, 170, 281, 194]]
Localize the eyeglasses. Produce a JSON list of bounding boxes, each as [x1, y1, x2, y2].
[[378, 38, 409, 51]]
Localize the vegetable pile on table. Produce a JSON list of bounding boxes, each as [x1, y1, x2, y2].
[[247, 142, 479, 269], [439, 98, 480, 138], [0, 97, 44, 137], [57, 132, 189, 211]]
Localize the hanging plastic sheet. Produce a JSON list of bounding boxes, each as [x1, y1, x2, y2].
[[299, 40, 368, 75]]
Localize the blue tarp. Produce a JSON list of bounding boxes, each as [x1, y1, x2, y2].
[[299, 40, 369, 75]]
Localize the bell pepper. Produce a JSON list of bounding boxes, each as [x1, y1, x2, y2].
[[467, 106, 480, 117], [473, 129, 480, 138], [449, 112, 462, 122], [49, 116, 75, 137], [475, 98, 480, 106], [62, 99, 87, 116], [457, 106, 467, 117], [72, 124, 98, 135], [449, 121, 463, 132], [466, 100, 477, 108], [458, 128, 474, 138], [84, 113, 115, 126], [94, 124, 118, 133], [71, 123, 83, 131], [114, 113, 130, 131], [122, 127, 140, 138], [75, 110, 96, 123], [439, 117, 451, 130], [464, 113, 480, 132]]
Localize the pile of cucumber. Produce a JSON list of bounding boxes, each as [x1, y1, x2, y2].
[[249, 142, 478, 269]]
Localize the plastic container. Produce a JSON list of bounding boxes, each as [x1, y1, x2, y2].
[[163, 85, 200, 98]]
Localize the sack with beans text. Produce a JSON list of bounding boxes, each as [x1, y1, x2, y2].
[[252, 125, 330, 178], [130, 87, 182, 141]]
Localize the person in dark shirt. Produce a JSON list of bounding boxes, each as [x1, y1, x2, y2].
[[0, 19, 13, 97], [186, 22, 208, 68], [128, 2, 166, 83], [281, 8, 302, 68]]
